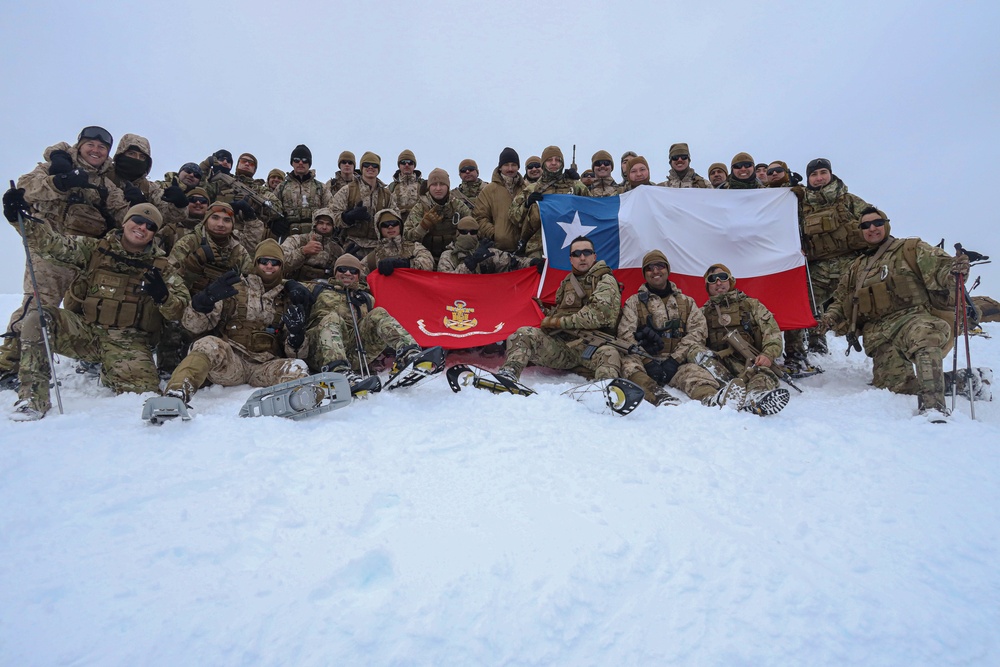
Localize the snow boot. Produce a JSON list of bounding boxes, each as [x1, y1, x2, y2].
[[705, 378, 746, 410], [10, 398, 44, 422], [741, 388, 790, 416]]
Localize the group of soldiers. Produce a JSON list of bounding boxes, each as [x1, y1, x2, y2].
[[0, 126, 992, 422]]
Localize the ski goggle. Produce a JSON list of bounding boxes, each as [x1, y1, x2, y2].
[[858, 219, 887, 230], [569, 248, 595, 258], [78, 126, 113, 147], [706, 272, 730, 284]]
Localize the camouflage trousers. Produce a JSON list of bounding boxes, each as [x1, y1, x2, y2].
[[621, 354, 721, 403], [867, 312, 951, 410], [714, 354, 781, 393], [786, 254, 861, 352], [18, 306, 159, 412], [1, 252, 76, 372], [305, 306, 415, 372], [500, 327, 620, 380], [164, 335, 310, 399]]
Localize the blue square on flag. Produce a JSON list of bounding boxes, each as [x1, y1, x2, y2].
[[538, 195, 621, 270]]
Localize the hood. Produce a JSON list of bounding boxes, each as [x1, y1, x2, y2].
[[114, 133, 153, 176]]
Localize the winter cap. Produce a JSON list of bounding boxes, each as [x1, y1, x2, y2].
[[290, 144, 312, 165], [669, 143, 690, 159], [376, 209, 402, 226], [621, 151, 638, 171], [203, 201, 235, 222], [755, 163, 767, 170], [498, 147, 520, 168], [186, 187, 209, 201], [731, 152, 754, 167], [180, 162, 203, 177], [457, 216, 479, 231], [334, 253, 364, 272], [541, 145, 563, 165], [312, 207, 335, 224], [766, 160, 790, 186], [78, 125, 113, 149], [459, 158, 478, 172], [526, 156, 542, 167], [627, 156, 650, 181], [124, 203, 162, 229], [338, 150, 356, 164], [591, 149, 613, 167], [704, 262, 737, 293], [806, 157, 832, 178], [214, 149, 234, 163], [859, 206, 891, 239], [427, 168, 450, 187], [397, 149, 416, 166], [360, 151, 381, 170], [254, 238, 285, 264], [708, 162, 728, 176], [642, 249, 670, 272], [267, 168, 285, 181]]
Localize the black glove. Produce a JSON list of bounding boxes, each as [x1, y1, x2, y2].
[[348, 289, 371, 308], [141, 267, 170, 305], [659, 358, 681, 384], [3, 186, 29, 223], [191, 269, 240, 313], [284, 280, 313, 307], [48, 150, 74, 176], [210, 159, 230, 175], [282, 304, 307, 349], [527, 192, 544, 205], [342, 240, 360, 257], [377, 257, 410, 276], [464, 238, 494, 270], [52, 169, 90, 192], [341, 203, 370, 225], [790, 171, 803, 186], [162, 178, 188, 208], [634, 325, 664, 355], [644, 360, 668, 385], [268, 215, 291, 238], [122, 181, 147, 206], [529, 257, 545, 274], [231, 197, 257, 220], [564, 167, 580, 180]]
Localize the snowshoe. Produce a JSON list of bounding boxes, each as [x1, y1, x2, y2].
[[141, 395, 191, 424], [740, 388, 790, 416], [562, 377, 646, 416], [322, 364, 382, 398], [777, 359, 824, 379], [239, 372, 352, 420], [650, 385, 681, 407], [446, 363, 536, 396], [969, 326, 991, 339], [945, 367, 993, 402], [384, 346, 446, 391]]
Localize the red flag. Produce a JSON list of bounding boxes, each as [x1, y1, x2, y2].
[[368, 268, 544, 349]]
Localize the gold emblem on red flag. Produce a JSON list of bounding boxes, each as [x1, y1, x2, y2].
[[443, 300, 478, 331]]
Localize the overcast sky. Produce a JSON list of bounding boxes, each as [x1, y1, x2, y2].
[[1, 1, 997, 292]]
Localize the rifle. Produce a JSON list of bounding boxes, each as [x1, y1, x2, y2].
[[724, 329, 802, 393], [208, 171, 276, 213], [570, 144, 577, 175]]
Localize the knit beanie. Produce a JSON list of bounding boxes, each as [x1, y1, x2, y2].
[[641, 249, 670, 272], [708, 162, 728, 176], [339, 150, 356, 164], [498, 147, 519, 168], [526, 156, 542, 167], [214, 149, 233, 163], [290, 144, 312, 165], [267, 168, 285, 181], [669, 143, 690, 159], [731, 152, 754, 167], [180, 162, 203, 178], [187, 187, 209, 201], [125, 203, 162, 230], [360, 151, 381, 170], [397, 149, 416, 166], [591, 149, 613, 167], [254, 238, 285, 264], [627, 156, 650, 183], [334, 253, 364, 272], [427, 168, 450, 187], [541, 145, 563, 166], [704, 262, 737, 293], [766, 160, 790, 186], [457, 216, 479, 231], [459, 158, 478, 172], [806, 157, 832, 179]]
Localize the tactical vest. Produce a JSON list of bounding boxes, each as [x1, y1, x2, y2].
[[801, 198, 867, 261], [704, 296, 760, 354], [422, 203, 459, 259], [343, 181, 393, 243], [279, 177, 325, 235], [635, 290, 691, 356], [182, 235, 240, 293], [853, 241, 932, 324], [225, 286, 286, 356], [66, 237, 168, 334], [61, 180, 115, 238], [553, 265, 616, 335]]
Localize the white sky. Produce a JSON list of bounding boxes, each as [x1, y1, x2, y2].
[[1, 1, 997, 291]]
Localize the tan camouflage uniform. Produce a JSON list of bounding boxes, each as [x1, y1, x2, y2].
[[275, 169, 330, 238], [437, 242, 534, 274], [659, 168, 711, 188], [588, 176, 621, 198], [329, 177, 395, 253], [388, 170, 424, 220], [402, 193, 472, 261], [325, 171, 360, 198], [280, 208, 345, 282], [451, 179, 485, 211]]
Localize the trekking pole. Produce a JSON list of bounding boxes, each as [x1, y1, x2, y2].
[[950, 275, 962, 412], [954, 244, 976, 419], [347, 298, 370, 378], [10, 180, 63, 414]]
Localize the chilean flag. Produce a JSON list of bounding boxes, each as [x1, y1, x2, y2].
[[538, 187, 816, 330]]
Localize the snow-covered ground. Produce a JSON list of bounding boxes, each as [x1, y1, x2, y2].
[[1, 293, 998, 666]]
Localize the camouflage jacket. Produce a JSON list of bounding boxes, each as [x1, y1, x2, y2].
[[280, 231, 345, 282], [450, 179, 485, 210], [402, 193, 472, 260], [659, 168, 710, 189], [168, 223, 253, 293], [588, 176, 621, 198], [619, 282, 708, 363], [472, 168, 525, 251], [799, 177, 871, 262], [324, 171, 360, 198], [548, 260, 621, 335], [362, 235, 435, 274], [107, 134, 174, 222], [437, 243, 533, 274], [329, 177, 396, 249], [702, 289, 782, 362], [388, 170, 424, 218], [720, 175, 762, 190], [276, 170, 331, 235], [509, 171, 590, 256], [157, 213, 203, 256]]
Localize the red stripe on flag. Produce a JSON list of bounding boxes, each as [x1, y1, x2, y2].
[[368, 268, 544, 349]]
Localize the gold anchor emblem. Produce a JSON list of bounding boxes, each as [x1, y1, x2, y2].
[[443, 300, 478, 332]]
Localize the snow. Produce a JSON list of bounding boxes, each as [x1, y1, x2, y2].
[[1, 293, 998, 666]]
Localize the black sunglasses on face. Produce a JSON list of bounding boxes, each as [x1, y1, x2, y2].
[[767, 167, 786, 176], [569, 248, 595, 258], [858, 219, 886, 230], [526, 163, 542, 169], [671, 154, 690, 161], [732, 161, 754, 170], [336, 266, 360, 275], [257, 258, 282, 267], [593, 160, 612, 167]]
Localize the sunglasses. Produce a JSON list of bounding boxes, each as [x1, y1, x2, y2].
[[379, 220, 401, 228], [291, 157, 309, 164], [732, 161, 754, 170], [457, 229, 478, 235], [569, 248, 595, 258], [398, 160, 415, 166], [459, 166, 478, 173], [257, 258, 282, 267], [526, 163, 542, 170], [670, 154, 690, 162], [766, 167, 786, 176], [858, 218, 887, 230], [79, 125, 113, 146], [593, 159, 612, 167], [188, 196, 209, 205], [706, 272, 730, 284], [644, 262, 668, 271], [339, 160, 355, 166], [335, 266, 360, 275], [131, 215, 158, 232], [362, 162, 379, 169]]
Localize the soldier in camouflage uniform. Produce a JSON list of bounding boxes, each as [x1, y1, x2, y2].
[[325, 151, 359, 198], [708, 163, 728, 188], [1, 126, 129, 387], [437, 216, 542, 274], [162, 239, 310, 404], [660, 143, 711, 188], [301, 253, 420, 391], [157, 186, 210, 255], [509, 146, 590, 257], [496, 236, 622, 384], [271, 145, 330, 241], [818, 208, 967, 422], [388, 149, 424, 221], [161, 162, 204, 192], [451, 159, 486, 211], [720, 152, 762, 189], [7, 202, 189, 420], [620, 151, 638, 181], [588, 150, 621, 197], [108, 134, 188, 225], [280, 208, 345, 282], [365, 209, 434, 276], [200, 150, 274, 254], [403, 168, 472, 262], [524, 156, 543, 185], [472, 147, 525, 252], [616, 250, 725, 406], [329, 151, 395, 257], [266, 169, 284, 193]]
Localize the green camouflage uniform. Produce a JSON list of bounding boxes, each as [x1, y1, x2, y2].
[[702, 290, 783, 393], [107, 134, 179, 223], [301, 281, 416, 372], [472, 168, 525, 252], [402, 193, 472, 260], [451, 179, 485, 211], [500, 260, 621, 380], [509, 170, 590, 257], [16, 221, 189, 413], [280, 209, 345, 282], [823, 236, 956, 411]]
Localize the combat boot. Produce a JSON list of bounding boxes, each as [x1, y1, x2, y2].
[[704, 378, 746, 410], [0, 370, 19, 392], [10, 398, 45, 422], [807, 331, 829, 355], [741, 388, 790, 416], [321, 361, 381, 396]]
